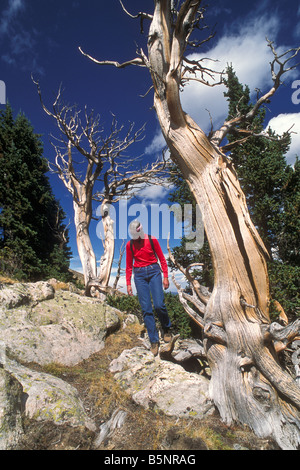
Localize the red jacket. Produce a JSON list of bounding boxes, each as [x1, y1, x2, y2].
[[126, 235, 168, 286]]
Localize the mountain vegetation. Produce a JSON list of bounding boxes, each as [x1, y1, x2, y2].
[[0, 104, 72, 281]]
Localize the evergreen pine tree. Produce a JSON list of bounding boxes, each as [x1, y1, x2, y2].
[[0, 104, 72, 281]]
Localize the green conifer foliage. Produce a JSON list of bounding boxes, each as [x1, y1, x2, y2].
[[0, 104, 72, 281]]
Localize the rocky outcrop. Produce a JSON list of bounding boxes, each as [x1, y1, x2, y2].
[[0, 280, 215, 450], [0, 280, 121, 449], [0, 350, 96, 449], [0, 280, 55, 309], [0, 281, 121, 366], [2, 352, 96, 432]]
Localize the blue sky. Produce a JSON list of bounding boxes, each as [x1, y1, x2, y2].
[[1, 0, 300, 291]]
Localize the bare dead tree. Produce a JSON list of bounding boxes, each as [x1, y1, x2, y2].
[[33, 79, 168, 296], [79, 0, 300, 448], [94, 145, 169, 291]]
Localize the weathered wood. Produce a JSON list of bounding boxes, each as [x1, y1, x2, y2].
[[98, 201, 115, 289], [291, 341, 300, 386], [160, 334, 180, 358], [73, 199, 97, 292]]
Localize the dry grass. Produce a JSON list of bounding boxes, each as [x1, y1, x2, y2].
[[0, 275, 18, 285]]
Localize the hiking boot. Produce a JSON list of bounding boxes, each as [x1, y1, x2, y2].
[[150, 343, 159, 356], [163, 329, 172, 343]]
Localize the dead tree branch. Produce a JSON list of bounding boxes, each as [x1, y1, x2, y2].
[[119, 0, 153, 34], [211, 41, 300, 149], [167, 237, 210, 305], [78, 47, 146, 68], [171, 273, 205, 329]]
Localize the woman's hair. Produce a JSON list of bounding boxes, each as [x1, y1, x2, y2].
[[129, 219, 145, 239]]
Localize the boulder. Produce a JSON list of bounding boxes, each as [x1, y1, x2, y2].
[[0, 340, 96, 450], [109, 346, 215, 419], [0, 282, 121, 366], [2, 353, 96, 432]]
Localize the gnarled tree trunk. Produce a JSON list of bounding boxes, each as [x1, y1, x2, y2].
[[147, 0, 300, 449], [73, 189, 97, 294], [98, 200, 115, 288]]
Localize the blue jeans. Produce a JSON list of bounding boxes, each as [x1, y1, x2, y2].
[[134, 263, 171, 344]]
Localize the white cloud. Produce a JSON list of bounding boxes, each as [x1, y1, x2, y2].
[[0, 0, 25, 35], [135, 185, 172, 205], [168, 271, 188, 294], [0, 0, 44, 74], [266, 113, 300, 165], [181, 12, 282, 133], [145, 129, 166, 156], [145, 11, 289, 150], [70, 256, 83, 274]]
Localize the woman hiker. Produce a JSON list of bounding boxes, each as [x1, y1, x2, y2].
[[126, 220, 172, 356]]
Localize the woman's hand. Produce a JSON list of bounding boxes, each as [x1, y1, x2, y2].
[[127, 285, 133, 296], [163, 278, 169, 290]]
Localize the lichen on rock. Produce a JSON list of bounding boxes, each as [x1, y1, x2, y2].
[[0, 282, 121, 366], [3, 356, 96, 432], [109, 347, 215, 419]]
